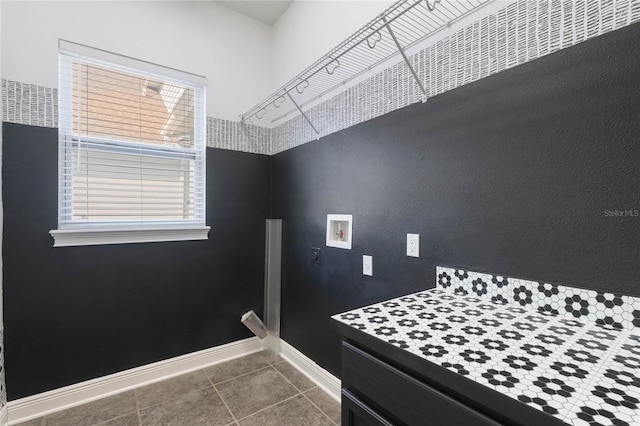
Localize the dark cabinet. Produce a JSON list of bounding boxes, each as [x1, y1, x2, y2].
[[342, 389, 394, 426], [341, 341, 503, 426]]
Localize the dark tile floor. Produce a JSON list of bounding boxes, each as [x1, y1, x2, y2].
[[17, 351, 341, 426]]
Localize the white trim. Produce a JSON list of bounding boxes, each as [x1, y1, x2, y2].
[[326, 214, 353, 250], [7, 337, 263, 425], [49, 226, 211, 247], [56, 44, 208, 244], [58, 40, 207, 87], [6, 337, 342, 424], [279, 340, 341, 402]]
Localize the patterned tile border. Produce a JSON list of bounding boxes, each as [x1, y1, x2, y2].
[[436, 266, 638, 330], [1, 79, 272, 155], [1, 79, 58, 128], [3, 0, 640, 156], [271, 0, 640, 154], [207, 117, 271, 155]]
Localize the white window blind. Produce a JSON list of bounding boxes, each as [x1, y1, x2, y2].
[[51, 40, 209, 247]]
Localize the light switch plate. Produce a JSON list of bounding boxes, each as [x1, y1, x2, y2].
[[363, 255, 373, 276], [407, 233, 420, 257]]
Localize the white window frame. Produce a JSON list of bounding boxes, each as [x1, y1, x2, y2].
[[50, 40, 209, 247]]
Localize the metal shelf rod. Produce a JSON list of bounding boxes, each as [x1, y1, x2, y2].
[[241, 0, 423, 121], [286, 91, 320, 137], [383, 16, 427, 101], [241, 0, 491, 124]]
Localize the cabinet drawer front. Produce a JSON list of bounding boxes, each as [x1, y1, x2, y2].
[[342, 342, 503, 426], [343, 389, 395, 426]]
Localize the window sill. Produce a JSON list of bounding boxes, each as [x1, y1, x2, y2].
[[50, 226, 211, 247]]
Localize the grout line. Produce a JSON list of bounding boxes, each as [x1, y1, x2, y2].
[[98, 353, 335, 425], [301, 389, 339, 426], [133, 378, 213, 411], [257, 350, 280, 366], [234, 393, 301, 422], [133, 386, 142, 426], [271, 359, 289, 370], [209, 354, 303, 423], [35, 393, 141, 426], [209, 377, 238, 425], [209, 364, 273, 387], [272, 359, 337, 425], [271, 360, 314, 394], [93, 411, 139, 426]]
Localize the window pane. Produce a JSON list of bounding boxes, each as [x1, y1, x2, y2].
[[58, 44, 206, 234], [72, 63, 195, 149], [71, 148, 196, 221]]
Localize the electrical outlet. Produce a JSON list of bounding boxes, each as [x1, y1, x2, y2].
[[363, 255, 373, 276], [407, 233, 420, 257], [311, 247, 321, 264]]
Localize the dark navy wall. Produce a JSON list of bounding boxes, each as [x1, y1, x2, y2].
[[3, 22, 640, 401], [272, 23, 640, 378], [2, 123, 271, 400]]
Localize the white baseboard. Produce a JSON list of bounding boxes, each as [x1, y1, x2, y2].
[[7, 337, 264, 425], [7, 336, 342, 424], [279, 340, 341, 402]]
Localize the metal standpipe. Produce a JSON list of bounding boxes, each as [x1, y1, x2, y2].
[[264, 219, 282, 355]]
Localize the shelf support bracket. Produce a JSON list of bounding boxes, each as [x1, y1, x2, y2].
[[286, 91, 320, 139], [382, 16, 427, 102]]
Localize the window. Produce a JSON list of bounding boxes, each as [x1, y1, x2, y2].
[[50, 40, 209, 247]]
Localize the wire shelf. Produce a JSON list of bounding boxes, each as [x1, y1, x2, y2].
[[241, 0, 490, 131]]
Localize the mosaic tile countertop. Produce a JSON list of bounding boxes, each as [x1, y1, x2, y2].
[[333, 288, 640, 426]]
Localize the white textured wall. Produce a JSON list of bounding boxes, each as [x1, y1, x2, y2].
[[270, 0, 393, 89], [1, 1, 406, 118], [0, 1, 273, 120]]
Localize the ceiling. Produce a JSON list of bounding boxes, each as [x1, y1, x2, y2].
[[217, 1, 293, 26]]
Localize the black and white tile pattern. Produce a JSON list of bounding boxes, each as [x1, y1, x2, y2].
[[436, 267, 635, 330], [333, 285, 640, 425]]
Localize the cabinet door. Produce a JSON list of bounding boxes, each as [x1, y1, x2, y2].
[[343, 342, 503, 426], [342, 389, 394, 426]]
